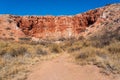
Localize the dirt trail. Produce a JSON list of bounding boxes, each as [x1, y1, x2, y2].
[[27, 54, 113, 80]]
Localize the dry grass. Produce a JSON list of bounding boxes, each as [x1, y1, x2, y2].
[[105, 41, 120, 54], [59, 32, 120, 75], [0, 33, 120, 80], [0, 40, 61, 80], [70, 40, 120, 75], [48, 43, 63, 53]]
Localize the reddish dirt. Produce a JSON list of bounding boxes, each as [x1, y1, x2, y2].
[[27, 54, 114, 80]]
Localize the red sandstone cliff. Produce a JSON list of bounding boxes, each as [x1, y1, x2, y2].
[[0, 4, 119, 41], [12, 8, 104, 39]]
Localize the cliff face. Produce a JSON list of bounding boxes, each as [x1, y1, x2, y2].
[[0, 4, 119, 41], [11, 8, 104, 40]]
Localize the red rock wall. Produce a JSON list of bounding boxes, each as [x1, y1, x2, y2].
[[12, 8, 104, 40]]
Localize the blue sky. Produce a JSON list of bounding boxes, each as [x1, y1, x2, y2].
[[0, 0, 120, 16]]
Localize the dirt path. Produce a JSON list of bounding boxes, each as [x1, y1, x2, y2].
[[27, 54, 113, 80]]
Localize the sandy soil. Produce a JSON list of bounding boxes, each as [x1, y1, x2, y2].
[[27, 54, 115, 80]]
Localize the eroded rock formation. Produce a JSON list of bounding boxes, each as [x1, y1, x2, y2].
[[11, 7, 104, 40], [0, 4, 119, 41]]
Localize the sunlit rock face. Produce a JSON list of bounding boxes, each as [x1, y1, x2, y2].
[[0, 4, 119, 41], [12, 7, 104, 40]]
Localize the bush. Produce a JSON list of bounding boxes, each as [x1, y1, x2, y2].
[[4, 45, 27, 57], [105, 42, 120, 54], [0, 48, 6, 56], [76, 47, 95, 60], [67, 41, 83, 53], [58, 37, 66, 41], [0, 41, 8, 48], [68, 47, 80, 53], [36, 46, 47, 55], [49, 44, 62, 53], [76, 47, 109, 62], [19, 37, 31, 41]]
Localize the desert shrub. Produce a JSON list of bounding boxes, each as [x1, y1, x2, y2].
[[61, 39, 83, 51], [75, 47, 109, 63], [78, 36, 85, 40], [67, 37, 76, 41], [0, 41, 8, 56], [81, 40, 91, 47], [89, 40, 108, 48], [0, 41, 8, 48], [49, 44, 62, 53], [62, 41, 73, 48], [36, 46, 47, 55], [67, 41, 83, 53], [38, 41, 51, 47], [105, 42, 120, 54], [62, 40, 91, 53], [19, 37, 31, 41], [76, 47, 96, 60], [4, 45, 27, 57], [68, 47, 80, 53], [75, 47, 113, 73], [0, 48, 6, 56], [58, 37, 66, 41]]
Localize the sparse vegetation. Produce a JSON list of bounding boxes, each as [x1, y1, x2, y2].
[[67, 39, 120, 75], [0, 26, 120, 80], [19, 37, 31, 41], [49, 43, 62, 53], [69, 22, 120, 75], [0, 3, 120, 80], [0, 40, 61, 80]]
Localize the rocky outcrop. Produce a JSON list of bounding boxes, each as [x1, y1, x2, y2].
[[0, 15, 25, 41], [11, 7, 104, 40], [82, 4, 120, 39], [0, 4, 119, 41]]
